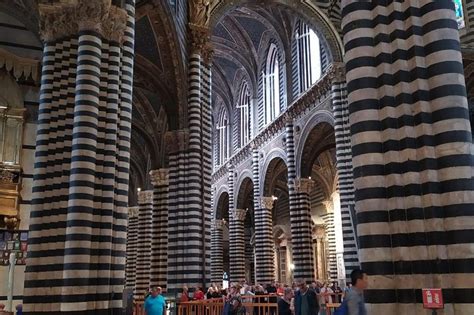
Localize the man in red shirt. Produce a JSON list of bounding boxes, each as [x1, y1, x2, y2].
[[194, 287, 205, 300]]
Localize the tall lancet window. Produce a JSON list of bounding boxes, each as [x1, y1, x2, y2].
[[237, 82, 251, 147], [217, 108, 229, 165], [264, 44, 280, 125], [296, 22, 321, 92]]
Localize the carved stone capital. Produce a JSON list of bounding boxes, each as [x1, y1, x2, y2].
[[4, 216, 19, 230], [213, 219, 225, 230], [233, 208, 247, 221], [150, 168, 169, 186], [328, 62, 346, 82], [165, 130, 189, 153], [189, 24, 213, 63], [138, 190, 154, 204], [39, 0, 128, 42], [323, 200, 334, 213], [260, 197, 275, 210], [128, 206, 139, 218], [293, 178, 314, 194], [102, 5, 128, 42]]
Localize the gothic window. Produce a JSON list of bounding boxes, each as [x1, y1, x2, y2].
[[217, 108, 229, 165], [296, 23, 321, 92], [237, 82, 251, 147], [264, 44, 281, 125]]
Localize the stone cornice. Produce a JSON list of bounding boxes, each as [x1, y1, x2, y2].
[[38, 0, 128, 42], [211, 63, 343, 182]]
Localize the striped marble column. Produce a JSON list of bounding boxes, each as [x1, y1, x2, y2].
[[331, 75, 359, 281], [210, 219, 225, 283], [230, 208, 247, 283], [290, 178, 315, 281], [149, 169, 169, 290], [126, 207, 139, 290], [23, 1, 134, 313], [166, 25, 212, 291], [342, 1, 474, 313], [321, 200, 336, 281], [135, 190, 153, 302], [256, 196, 276, 284]]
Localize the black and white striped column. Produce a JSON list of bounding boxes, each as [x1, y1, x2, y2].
[[24, 1, 134, 313], [343, 1, 474, 312], [290, 178, 315, 281], [321, 200, 337, 281], [286, 121, 315, 281], [126, 207, 139, 290], [230, 208, 247, 283], [210, 219, 225, 283], [149, 169, 169, 290], [166, 28, 212, 292], [256, 196, 276, 284], [331, 77, 359, 280], [135, 190, 153, 302]]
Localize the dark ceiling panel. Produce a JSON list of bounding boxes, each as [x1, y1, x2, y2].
[[235, 16, 266, 51], [135, 15, 163, 70], [213, 23, 235, 43], [215, 56, 240, 82]]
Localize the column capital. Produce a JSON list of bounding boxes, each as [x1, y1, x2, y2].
[[293, 178, 314, 194], [213, 219, 225, 230], [323, 200, 334, 213], [328, 62, 346, 82], [260, 197, 275, 210], [189, 24, 213, 63], [165, 130, 189, 154], [233, 208, 247, 221], [138, 190, 154, 204], [39, 0, 128, 42], [128, 206, 139, 218], [150, 169, 169, 186]]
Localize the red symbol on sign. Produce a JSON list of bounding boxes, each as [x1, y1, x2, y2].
[[422, 288, 444, 309]]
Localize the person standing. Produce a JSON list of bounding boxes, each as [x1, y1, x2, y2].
[[344, 269, 368, 315], [144, 287, 166, 315], [278, 287, 294, 315], [294, 280, 319, 315]]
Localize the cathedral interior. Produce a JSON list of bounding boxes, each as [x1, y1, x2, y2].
[[0, 0, 473, 314]]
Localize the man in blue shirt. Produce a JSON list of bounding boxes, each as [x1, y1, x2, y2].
[[145, 286, 166, 315]]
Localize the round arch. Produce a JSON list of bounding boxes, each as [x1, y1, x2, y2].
[[209, 0, 343, 62], [295, 110, 335, 178], [213, 185, 229, 219], [260, 148, 287, 190]]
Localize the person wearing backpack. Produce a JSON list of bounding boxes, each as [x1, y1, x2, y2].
[[335, 269, 368, 315]]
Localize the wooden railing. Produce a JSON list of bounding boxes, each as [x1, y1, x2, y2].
[[134, 293, 344, 315]]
